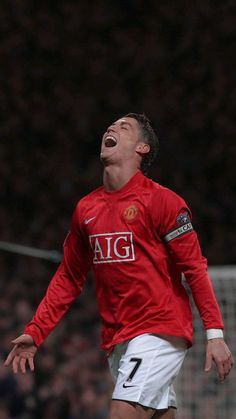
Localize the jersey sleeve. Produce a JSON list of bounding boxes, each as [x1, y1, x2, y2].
[[151, 188, 224, 331], [24, 204, 92, 346]]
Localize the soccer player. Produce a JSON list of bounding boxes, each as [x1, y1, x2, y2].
[[5, 114, 233, 419]]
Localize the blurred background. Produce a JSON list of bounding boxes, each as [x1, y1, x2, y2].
[[0, 1, 235, 418]]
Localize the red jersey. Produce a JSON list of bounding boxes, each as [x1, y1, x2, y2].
[[25, 171, 224, 349]]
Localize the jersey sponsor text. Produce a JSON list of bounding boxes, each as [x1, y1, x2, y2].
[[89, 232, 135, 264]]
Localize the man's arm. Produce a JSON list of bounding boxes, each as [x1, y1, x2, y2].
[[5, 205, 92, 372], [166, 229, 234, 381], [152, 188, 234, 381]]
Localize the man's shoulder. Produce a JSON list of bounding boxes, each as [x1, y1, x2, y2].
[[144, 177, 186, 206], [144, 176, 174, 196], [74, 186, 104, 213]]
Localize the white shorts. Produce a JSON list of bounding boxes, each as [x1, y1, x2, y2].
[[108, 334, 187, 410]]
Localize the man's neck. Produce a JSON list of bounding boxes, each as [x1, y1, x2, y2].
[[103, 166, 139, 192]]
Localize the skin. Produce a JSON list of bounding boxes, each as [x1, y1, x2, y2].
[[100, 117, 150, 191], [4, 117, 234, 419]]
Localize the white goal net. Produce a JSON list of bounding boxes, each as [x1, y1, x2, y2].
[[175, 266, 236, 419]]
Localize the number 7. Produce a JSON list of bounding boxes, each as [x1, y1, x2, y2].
[[127, 357, 142, 382]]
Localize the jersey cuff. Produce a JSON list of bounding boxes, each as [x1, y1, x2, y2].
[[206, 329, 224, 340]]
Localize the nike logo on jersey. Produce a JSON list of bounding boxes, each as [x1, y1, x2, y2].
[[122, 383, 136, 388], [84, 216, 96, 225]]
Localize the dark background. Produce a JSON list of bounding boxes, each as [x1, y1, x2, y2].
[[0, 1, 235, 418]]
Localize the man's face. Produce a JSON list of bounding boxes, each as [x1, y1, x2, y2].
[[100, 117, 143, 165]]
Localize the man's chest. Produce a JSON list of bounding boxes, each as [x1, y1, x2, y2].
[[81, 198, 151, 265]]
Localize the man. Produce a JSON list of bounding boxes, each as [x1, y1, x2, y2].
[[5, 113, 233, 419]]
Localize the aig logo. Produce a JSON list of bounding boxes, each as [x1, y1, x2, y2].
[[89, 232, 135, 264]]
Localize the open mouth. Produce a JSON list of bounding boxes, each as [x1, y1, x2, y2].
[[104, 135, 117, 147]]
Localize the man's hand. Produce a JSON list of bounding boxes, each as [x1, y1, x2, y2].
[[205, 338, 234, 382], [4, 334, 37, 374]]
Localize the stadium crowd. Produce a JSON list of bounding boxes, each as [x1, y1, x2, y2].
[[0, 1, 235, 418]]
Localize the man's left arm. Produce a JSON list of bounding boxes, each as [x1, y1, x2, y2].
[[167, 229, 233, 381], [153, 189, 234, 381], [164, 208, 234, 381]]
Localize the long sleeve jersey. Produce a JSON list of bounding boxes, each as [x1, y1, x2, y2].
[[25, 171, 224, 350]]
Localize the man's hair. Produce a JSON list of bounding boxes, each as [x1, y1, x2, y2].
[[125, 112, 159, 175]]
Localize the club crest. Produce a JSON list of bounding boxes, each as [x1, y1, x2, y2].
[[123, 205, 138, 222]]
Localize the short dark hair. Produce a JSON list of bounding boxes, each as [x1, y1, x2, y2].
[[125, 112, 159, 175]]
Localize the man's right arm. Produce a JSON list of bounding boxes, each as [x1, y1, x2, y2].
[[5, 204, 92, 371], [25, 204, 92, 346], [24, 256, 88, 346]]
